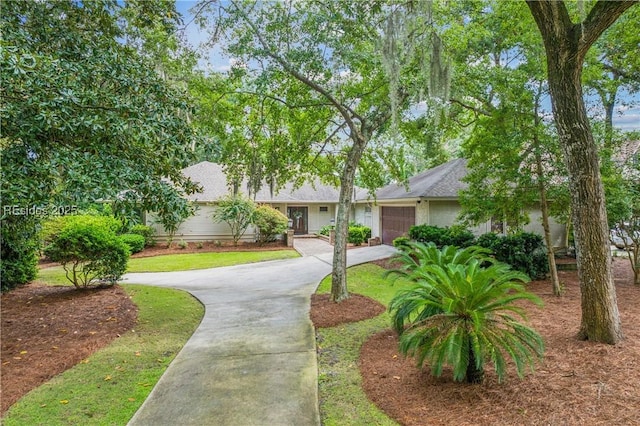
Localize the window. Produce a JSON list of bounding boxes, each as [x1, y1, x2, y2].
[[319, 206, 328, 212], [365, 206, 372, 213]]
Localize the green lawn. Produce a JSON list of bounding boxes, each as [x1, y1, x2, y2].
[[315, 263, 413, 426], [2, 284, 204, 425], [37, 250, 300, 284]]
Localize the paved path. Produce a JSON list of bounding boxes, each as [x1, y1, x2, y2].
[[125, 239, 396, 426]]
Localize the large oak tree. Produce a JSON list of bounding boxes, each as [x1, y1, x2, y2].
[[525, 0, 637, 343]]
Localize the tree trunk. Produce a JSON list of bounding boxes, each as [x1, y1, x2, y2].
[[526, 1, 632, 344], [466, 346, 484, 384], [535, 152, 562, 296], [330, 130, 368, 302]]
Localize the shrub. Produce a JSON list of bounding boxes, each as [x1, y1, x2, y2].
[[475, 232, 549, 280], [41, 214, 120, 246], [129, 224, 156, 247], [211, 194, 256, 246], [119, 233, 146, 254], [253, 205, 288, 245], [392, 236, 411, 249], [408, 224, 474, 248], [348, 226, 366, 246], [318, 225, 334, 236], [44, 221, 130, 288], [1, 216, 39, 291], [388, 247, 544, 384]]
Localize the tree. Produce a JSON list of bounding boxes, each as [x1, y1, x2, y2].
[[1, 1, 199, 288], [211, 194, 256, 246], [525, 0, 637, 343], [196, 0, 444, 301], [389, 246, 544, 384]]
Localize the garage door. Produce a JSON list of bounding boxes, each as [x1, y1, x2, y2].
[[381, 206, 415, 245]]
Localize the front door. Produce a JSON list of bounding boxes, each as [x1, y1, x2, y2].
[[287, 206, 308, 235]]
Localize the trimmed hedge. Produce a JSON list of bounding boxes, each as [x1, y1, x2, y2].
[[128, 224, 156, 247], [119, 233, 146, 254], [475, 232, 549, 280], [44, 220, 130, 288], [408, 224, 475, 248]]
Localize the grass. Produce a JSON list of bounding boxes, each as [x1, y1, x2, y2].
[[315, 263, 413, 426], [37, 250, 300, 283], [2, 284, 204, 425]]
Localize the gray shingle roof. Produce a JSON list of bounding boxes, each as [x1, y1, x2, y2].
[[181, 161, 365, 203], [375, 158, 469, 200]]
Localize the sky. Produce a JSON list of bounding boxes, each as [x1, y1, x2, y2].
[[174, 1, 639, 133]]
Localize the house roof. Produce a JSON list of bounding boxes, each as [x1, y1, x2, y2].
[[374, 158, 469, 200], [182, 161, 366, 203]]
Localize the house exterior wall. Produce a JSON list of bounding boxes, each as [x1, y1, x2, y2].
[[353, 203, 373, 228], [147, 204, 258, 242], [523, 207, 567, 248]]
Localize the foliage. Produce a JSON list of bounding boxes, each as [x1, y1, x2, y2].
[[253, 205, 288, 245], [211, 194, 256, 246], [2, 284, 204, 426], [318, 225, 334, 236], [119, 233, 146, 254], [348, 227, 366, 246], [476, 232, 549, 280], [41, 214, 121, 246], [129, 224, 156, 247], [389, 255, 544, 383], [408, 224, 475, 248], [392, 236, 411, 249], [0, 215, 39, 292], [0, 0, 199, 288], [43, 221, 130, 288]]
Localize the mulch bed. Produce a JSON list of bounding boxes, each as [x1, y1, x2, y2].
[[312, 258, 640, 425], [1, 284, 137, 413]]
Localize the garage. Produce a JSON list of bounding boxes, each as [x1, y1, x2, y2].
[[381, 206, 415, 245]]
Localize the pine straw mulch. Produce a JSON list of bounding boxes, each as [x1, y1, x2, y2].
[[1, 284, 137, 414], [311, 258, 640, 425]]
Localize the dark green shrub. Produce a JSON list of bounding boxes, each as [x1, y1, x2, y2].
[[44, 222, 130, 288], [446, 225, 476, 248], [392, 236, 411, 249], [475, 232, 549, 280], [119, 233, 146, 254], [129, 224, 156, 247], [1, 215, 39, 291], [348, 226, 365, 246], [318, 225, 334, 236], [409, 225, 447, 245], [253, 205, 289, 245], [409, 224, 475, 248]]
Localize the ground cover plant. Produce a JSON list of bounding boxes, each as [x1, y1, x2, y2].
[[312, 257, 640, 425]]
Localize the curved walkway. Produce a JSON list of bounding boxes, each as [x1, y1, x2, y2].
[[125, 240, 396, 426]]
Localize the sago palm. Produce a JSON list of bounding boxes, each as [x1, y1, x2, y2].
[[389, 259, 544, 384]]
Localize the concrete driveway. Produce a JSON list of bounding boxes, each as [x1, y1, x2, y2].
[[125, 241, 396, 426]]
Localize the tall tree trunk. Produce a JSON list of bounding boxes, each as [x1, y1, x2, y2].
[[535, 151, 561, 296], [526, 1, 633, 344], [331, 130, 368, 302]]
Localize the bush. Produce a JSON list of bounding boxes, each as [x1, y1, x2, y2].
[[119, 233, 146, 254], [388, 245, 544, 383], [41, 214, 121, 246], [475, 232, 549, 280], [348, 226, 366, 246], [318, 225, 334, 236], [408, 224, 475, 248], [1, 216, 39, 291], [211, 194, 256, 246], [392, 236, 411, 249], [253, 205, 289, 245], [44, 221, 130, 288], [128, 224, 156, 247], [349, 222, 371, 240]]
